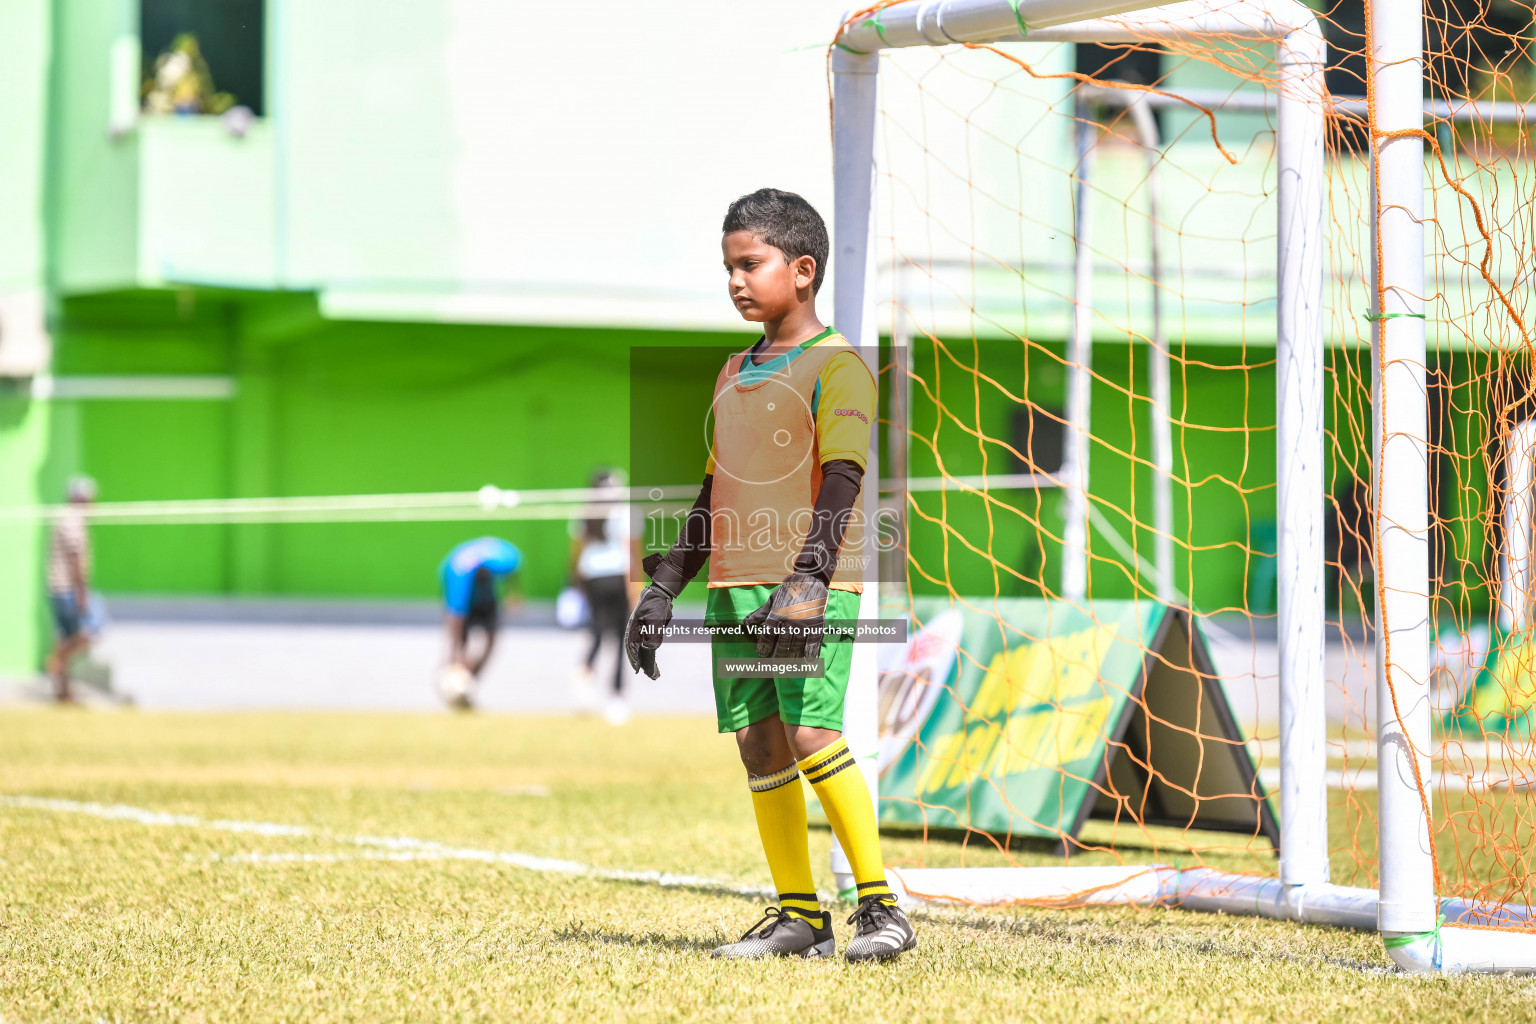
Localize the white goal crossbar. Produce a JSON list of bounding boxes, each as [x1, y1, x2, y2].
[[832, 0, 1536, 974]]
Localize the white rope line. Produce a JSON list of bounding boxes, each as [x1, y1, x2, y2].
[[0, 484, 697, 526], [0, 474, 1065, 525]]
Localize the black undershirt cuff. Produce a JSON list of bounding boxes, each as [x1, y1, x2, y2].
[[644, 474, 713, 597], [793, 459, 865, 585]]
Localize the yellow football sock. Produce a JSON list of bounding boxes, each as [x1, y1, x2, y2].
[[799, 737, 892, 901], [748, 765, 824, 925]]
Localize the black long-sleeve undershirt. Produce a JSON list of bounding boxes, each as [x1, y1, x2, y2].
[[793, 458, 865, 585], [643, 475, 713, 597]]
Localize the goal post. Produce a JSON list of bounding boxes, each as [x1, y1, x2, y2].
[[831, 0, 1331, 910], [831, 0, 1536, 975], [1367, 0, 1438, 960]]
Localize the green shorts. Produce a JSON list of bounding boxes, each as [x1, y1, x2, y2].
[[706, 584, 862, 734]]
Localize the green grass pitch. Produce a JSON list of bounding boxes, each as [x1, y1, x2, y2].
[[3, 708, 1535, 1023]]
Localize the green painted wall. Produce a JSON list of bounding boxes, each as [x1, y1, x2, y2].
[[0, 398, 60, 674], [0, 0, 51, 296], [56, 290, 741, 603], [50, 0, 140, 294], [0, 0, 54, 673], [137, 118, 276, 286]]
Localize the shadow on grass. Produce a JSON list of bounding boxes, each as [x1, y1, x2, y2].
[[942, 905, 1389, 974], [556, 922, 720, 953], [594, 873, 778, 907], [579, 856, 1388, 974]]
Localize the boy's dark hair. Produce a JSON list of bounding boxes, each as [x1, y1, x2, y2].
[[722, 188, 829, 294]]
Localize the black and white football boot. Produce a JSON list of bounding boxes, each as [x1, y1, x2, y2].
[[710, 907, 836, 960], [842, 896, 918, 962]]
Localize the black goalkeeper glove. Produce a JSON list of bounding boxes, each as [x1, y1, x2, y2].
[[625, 475, 712, 680], [742, 573, 830, 660], [625, 553, 677, 680]]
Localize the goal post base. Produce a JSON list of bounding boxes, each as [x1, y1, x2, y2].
[[889, 865, 1536, 973], [888, 864, 1376, 928], [1384, 926, 1536, 976]]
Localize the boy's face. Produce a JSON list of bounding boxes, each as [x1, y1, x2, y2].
[[722, 230, 816, 323]]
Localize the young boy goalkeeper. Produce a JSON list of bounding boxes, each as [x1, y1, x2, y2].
[[625, 188, 916, 962]]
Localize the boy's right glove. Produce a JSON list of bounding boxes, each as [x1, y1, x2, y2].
[[742, 572, 830, 660], [625, 553, 678, 680]]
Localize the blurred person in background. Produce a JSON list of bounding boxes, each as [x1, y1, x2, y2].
[[438, 536, 523, 709], [569, 469, 640, 725], [46, 475, 96, 703], [141, 33, 235, 115]]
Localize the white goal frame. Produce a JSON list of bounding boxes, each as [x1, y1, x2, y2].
[[831, 0, 1536, 974]]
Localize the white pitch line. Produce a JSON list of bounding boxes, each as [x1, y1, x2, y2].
[[1, 795, 314, 836], [2, 794, 767, 897], [211, 851, 470, 864]]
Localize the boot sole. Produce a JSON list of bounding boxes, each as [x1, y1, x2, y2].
[[844, 934, 918, 963], [711, 935, 837, 960]]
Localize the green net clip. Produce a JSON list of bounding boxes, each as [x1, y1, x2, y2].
[[1362, 310, 1427, 322], [863, 7, 890, 46], [1008, 0, 1030, 36], [1382, 913, 1445, 970], [834, 41, 872, 55]]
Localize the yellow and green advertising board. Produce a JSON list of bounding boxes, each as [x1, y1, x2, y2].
[[874, 598, 1278, 851]]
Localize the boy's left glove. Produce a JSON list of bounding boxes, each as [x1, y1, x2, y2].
[[742, 573, 829, 659], [625, 553, 678, 681]]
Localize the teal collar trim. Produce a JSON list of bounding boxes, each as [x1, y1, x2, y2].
[[738, 326, 836, 387]]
